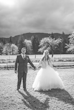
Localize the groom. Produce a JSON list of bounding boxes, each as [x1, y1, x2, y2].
[[15, 46, 36, 91]]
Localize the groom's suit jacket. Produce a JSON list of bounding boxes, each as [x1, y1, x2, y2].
[[15, 54, 35, 74]]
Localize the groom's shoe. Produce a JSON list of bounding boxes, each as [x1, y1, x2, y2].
[[23, 88, 27, 92], [17, 88, 20, 91]]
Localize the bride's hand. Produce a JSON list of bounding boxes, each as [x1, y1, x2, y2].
[[37, 65, 40, 69]]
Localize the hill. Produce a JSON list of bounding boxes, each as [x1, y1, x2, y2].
[[0, 32, 70, 45]]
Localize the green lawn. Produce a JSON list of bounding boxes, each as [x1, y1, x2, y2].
[[0, 69, 74, 110]]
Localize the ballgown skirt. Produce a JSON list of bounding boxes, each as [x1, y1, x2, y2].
[[32, 65, 64, 91]]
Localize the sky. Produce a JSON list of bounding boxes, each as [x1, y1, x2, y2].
[[0, 0, 74, 38]]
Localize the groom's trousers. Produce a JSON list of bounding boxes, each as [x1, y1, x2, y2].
[[17, 72, 27, 90]]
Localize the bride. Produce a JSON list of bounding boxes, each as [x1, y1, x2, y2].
[[32, 50, 65, 91]]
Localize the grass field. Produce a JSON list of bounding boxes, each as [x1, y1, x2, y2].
[[0, 68, 74, 110]]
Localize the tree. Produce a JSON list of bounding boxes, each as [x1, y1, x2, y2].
[[24, 39, 33, 54], [3, 43, 18, 55], [18, 36, 26, 54], [9, 36, 13, 44], [61, 32, 68, 54], [66, 32, 74, 53], [0, 43, 3, 55], [11, 44, 18, 55], [39, 37, 62, 57], [1, 38, 6, 45], [3, 43, 12, 55], [31, 36, 39, 57], [51, 33, 54, 38]]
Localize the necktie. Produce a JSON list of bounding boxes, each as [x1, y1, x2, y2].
[[23, 55, 25, 59]]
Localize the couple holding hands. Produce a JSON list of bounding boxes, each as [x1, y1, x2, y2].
[[15, 46, 64, 92]]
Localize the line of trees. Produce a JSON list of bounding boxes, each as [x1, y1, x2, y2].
[[0, 32, 74, 55]]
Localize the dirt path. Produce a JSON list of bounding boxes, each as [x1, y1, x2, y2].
[[0, 69, 74, 110]]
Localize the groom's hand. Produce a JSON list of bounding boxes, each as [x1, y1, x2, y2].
[[34, 67, 36, 70]]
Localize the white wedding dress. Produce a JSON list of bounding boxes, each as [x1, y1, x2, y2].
[[32, 60, 64, 91]]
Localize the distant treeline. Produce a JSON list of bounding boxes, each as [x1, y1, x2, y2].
[[0, 32, 70, 54]]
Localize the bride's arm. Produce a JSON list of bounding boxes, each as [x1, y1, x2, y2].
[[37, 59, 42, 69]]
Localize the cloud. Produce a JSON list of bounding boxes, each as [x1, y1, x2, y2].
[[0, 0, 74, 37]]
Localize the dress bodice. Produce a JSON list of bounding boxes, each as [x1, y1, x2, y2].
[[41, 61, 47, 68], [41, 59, 52, 68], [41, 60, 49, 68]]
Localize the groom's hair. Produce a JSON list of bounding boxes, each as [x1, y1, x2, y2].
[[21, 46, 26, 50], [18, 46, 27, 54]]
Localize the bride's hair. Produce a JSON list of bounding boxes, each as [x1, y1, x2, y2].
[[41, 50, 50, 62]]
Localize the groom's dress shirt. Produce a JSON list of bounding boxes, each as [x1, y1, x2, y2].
[[21, 53, 26, 59]]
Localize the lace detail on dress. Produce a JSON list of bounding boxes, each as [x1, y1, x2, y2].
[[38, 57, 53, 68], [41, 60, 47, 68]]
